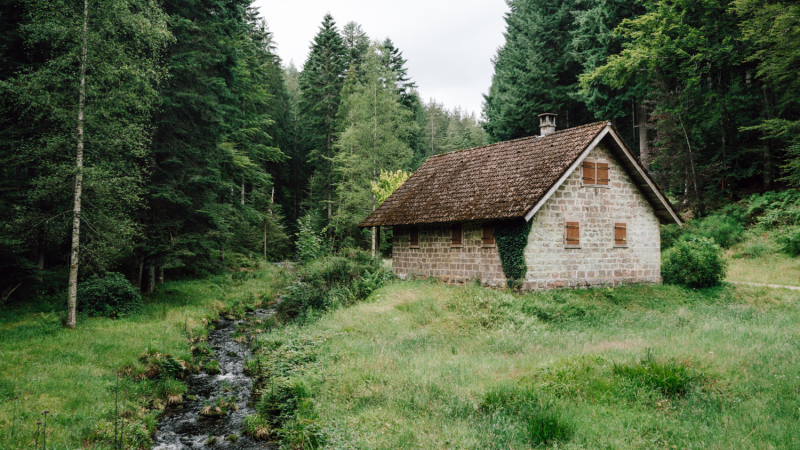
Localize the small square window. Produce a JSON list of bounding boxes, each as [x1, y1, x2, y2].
[[582, 159, 610, 187], [482, 223, 495, 246], [451, 224, 463, 247], [614, 223, 627, 247], [565, 221, 580, 247]]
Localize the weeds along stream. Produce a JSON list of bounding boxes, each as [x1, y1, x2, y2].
[[152, 309, 276, 450]]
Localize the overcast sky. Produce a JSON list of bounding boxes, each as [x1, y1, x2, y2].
[[251, 0, 510, 117]]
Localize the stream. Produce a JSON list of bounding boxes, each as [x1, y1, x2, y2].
[[152, 310, 276, 450]]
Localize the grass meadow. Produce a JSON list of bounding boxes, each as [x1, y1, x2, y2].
[[256, 280, 800, 449], [0, 265, 292, 449]]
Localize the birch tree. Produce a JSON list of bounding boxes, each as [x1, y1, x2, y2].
[[9, 0, 171, 327]]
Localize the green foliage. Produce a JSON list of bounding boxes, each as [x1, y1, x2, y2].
[[695, 215, 744, 248], [662, 237, 727, 288], [295, 214, 323, 263], [613, 352, 705, 398], [77, 272, 143, 318], [494, 218, 533, 289], [481, 384, 574, 447], [778, 226, 800, 257], [277, 248, 395, 320], [371, 169, 409, 205]]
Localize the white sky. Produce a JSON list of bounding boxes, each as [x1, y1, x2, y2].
[[251, 0, 510, 117]]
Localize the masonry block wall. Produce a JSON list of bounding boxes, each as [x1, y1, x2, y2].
[[392, 222, 506, 286], [523, 143, 661, 289]]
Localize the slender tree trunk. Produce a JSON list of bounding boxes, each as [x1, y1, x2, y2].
[[67, 0, 90, 329], [135, 261, 143, 292], [677, 114, 701, 211], [240, 181, 245, 205], [372, 79, 378, 256], [637, 101, 650, 167], [147, 266, 155, 293], [158, 267, 164, 284]]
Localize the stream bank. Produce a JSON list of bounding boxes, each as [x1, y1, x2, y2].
[[151, 310, 275, 450]]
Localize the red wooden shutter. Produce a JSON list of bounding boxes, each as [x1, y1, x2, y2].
[[482, 223, 495, 245], [452, 224, 462, 246], [597, 162, 609, 185], [614, 223, 627, 246], [582, 161, 596, 184], [410, 227, 419, 247], [565, 222, 580, 246]]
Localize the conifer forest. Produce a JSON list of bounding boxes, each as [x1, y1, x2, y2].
[[1, 0, 799, 319]]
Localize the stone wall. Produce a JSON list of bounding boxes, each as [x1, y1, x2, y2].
[[392, 222, 506, 286], [523, 142, 662, 289], [390, 142, 662, 290]]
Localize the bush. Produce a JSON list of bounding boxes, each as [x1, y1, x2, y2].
[[481, 384, 574, 447], [733, 239, 773, 259], [696, 215, 744, 248], [778, 226, 800, 257], [662, 237, 726, 288], [77, 272, 142, 318], [277, 248, 395, 320], [613, 353, 705, 398]]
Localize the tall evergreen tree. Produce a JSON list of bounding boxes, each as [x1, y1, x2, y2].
[[342, 21, 370, 79], [0, 0, 170, 322], [331, 43, 416, 248], [299, 14, 348, 222], [482, 0, 594, 142]]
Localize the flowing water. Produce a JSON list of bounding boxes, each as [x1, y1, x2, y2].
[[152, 310, 275, 450]]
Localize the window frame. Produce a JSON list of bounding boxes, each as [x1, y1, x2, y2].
[[613, 221, 628, 248], [481, 222, 495, 247], [564, 219, 581, 248], [451, 223, 463, 248], [581, 158, 611, 188], [409, 226, 420, 249]]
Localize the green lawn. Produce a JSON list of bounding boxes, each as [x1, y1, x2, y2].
[[0, 266, 292, 450], [253, 280, 800, 449], [725, 233, 800, 286]]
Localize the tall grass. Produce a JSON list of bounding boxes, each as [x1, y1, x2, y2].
[[250, 281, 800, 449], [0, 265, 292, 449]]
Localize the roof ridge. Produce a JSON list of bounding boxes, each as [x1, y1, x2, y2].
[[429, 121, 609, 159]]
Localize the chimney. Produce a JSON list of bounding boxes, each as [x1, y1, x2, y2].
[[538, 113, 557, 136]]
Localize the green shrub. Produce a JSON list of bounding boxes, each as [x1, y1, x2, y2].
[[696, 215, 744, 248], [661, 223, 692, 251], [295, 214, 322, 263], [277, 248, 394, 320], [778, 226, 800, 257], [494, 219, 533, 289], [481, 384, 574, 447], [613, 354, 704, 398], [77, 272, 143, 318], [733, 239, 773, 259], [662, 237, 726, 288]]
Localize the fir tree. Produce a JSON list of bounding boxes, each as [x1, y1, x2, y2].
[[299, 14, 348, 222]]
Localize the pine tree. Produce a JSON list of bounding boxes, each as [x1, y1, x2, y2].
[[482, 0, 594, 142], [300, 14, 348, 223], [331, 43, 416, 247], [382, 38, 418, 109], [1, 0, 171, 323], [342, 21, 370, 79]]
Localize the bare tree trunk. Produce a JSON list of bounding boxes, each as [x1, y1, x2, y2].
[[158, 267, 164, 284], [240, 181, 245, 205], [637, 101, 649, 167], [677, 114, 701, 211], [67, 0, 90, 329], [147, 266, 155, 293], [137, 261, 143, 292]]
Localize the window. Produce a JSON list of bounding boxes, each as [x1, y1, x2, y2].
[[451, 224, 462, 247], [565, 221, 580, 247], [409, 227, 419, 248], [582, 161, 596, 184], [614, 223, 627, 247], [582, 159, 609, 186], [482, 223, 495, 246]]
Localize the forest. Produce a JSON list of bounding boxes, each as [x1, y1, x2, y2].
[[1, 0, 799, 324]]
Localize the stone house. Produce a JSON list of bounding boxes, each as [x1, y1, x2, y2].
[[359, 115, 682, 290]]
